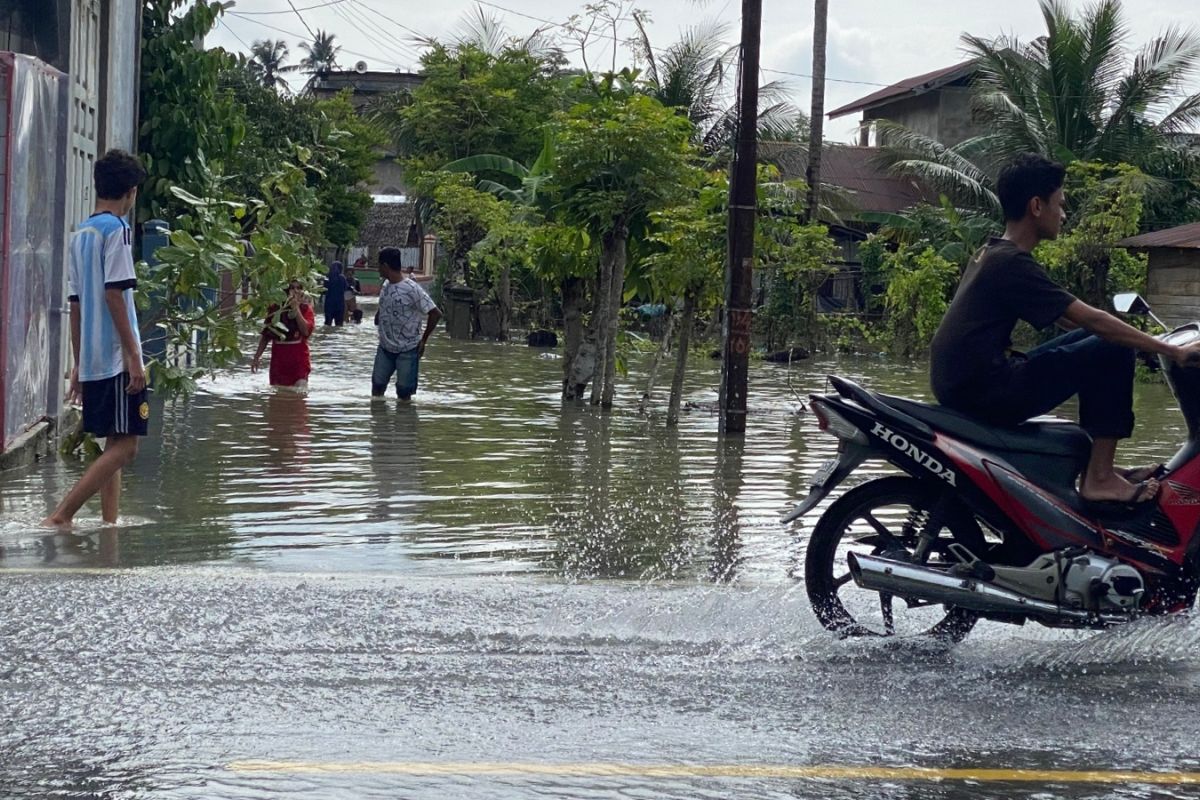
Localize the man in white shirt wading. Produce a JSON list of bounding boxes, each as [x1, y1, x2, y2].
[[372, 247, 441, 402], [44, 150, 148, 528]]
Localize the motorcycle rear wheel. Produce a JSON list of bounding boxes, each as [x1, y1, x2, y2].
[[805, 476, 981, 643]]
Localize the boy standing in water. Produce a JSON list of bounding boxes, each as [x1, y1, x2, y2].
[[44, 150, 148, 528]]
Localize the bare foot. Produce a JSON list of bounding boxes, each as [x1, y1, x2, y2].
[[40, 515, 73, 530], [1080, 474, 1159, 504], [1119, 464, 1163, 483]]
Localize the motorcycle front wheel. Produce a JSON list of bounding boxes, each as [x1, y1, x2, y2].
[[805, 476, 981, 643]]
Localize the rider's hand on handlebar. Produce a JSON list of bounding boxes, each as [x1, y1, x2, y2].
[[1173, 343, 1200, 368]]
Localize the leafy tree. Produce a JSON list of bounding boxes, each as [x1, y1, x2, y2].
[[380, 42, 568, 177], [644, 175, 727, 424], [138, 0, 245, 223], [298, 29, 341, 74], [756, 180, 838, 352], [222, 67, 381, 248], [1035, 161, 1149, 305], [549, 83, 700, 406], [881, 246, 959, 355]]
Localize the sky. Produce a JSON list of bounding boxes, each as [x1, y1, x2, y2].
[[209, 0, 1200, 143]]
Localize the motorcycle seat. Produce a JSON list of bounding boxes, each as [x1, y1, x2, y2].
[[880, 395, 1092, 460]]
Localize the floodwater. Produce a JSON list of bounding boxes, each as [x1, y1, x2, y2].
[[3, 309, 1200, 799]]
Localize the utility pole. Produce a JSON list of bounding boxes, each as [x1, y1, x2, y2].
[[719, 0, 762, 435], [804, 0, 829, 223]]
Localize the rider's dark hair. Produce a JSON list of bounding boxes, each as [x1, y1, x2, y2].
[[379, 246, 404, 270], [94, 149, 147, 200], [996, 154, 1066, 222]]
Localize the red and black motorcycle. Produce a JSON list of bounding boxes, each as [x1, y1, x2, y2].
[[786, 294, 1200, 642]]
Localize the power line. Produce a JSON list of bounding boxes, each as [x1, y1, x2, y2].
[[218, 18, 254, 52], [286, 0, 318, 40], [225, 11, 407, 68], [236, 0, 350, 14], [351, 0, 437, 43], [332, 2, 423, 66]]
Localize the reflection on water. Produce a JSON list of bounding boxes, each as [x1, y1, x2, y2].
[[0, 321, 1190, 578]]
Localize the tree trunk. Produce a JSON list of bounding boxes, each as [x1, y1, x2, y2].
[[600, 223, 629, 408], [498, 262, 511, 341], [804, 0, 828, 223], [639, 300, 678, 416], [667, 291, 697, 426], [561, 276, 586, 398], [590, 228, 618, 405]]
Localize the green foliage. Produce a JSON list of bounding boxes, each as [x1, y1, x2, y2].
[[222, 69, 381, 247], [391, 43, 568, 178], [823, 315, 886, 354], [754, 169, 838, 350], [139, 157, 323, 396], [882, 246, 959, 355], [644, 173, 727, 307], [550, 91, 699, 234], [138, 0, 244, 223], [1035, 162, 1149, 305], [863, 197, 999, 267]]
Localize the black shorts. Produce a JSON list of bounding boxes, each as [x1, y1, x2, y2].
[[81, 372, 149, 437]]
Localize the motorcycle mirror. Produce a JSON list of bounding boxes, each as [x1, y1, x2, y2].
[[1113, 292, 1150, 315]]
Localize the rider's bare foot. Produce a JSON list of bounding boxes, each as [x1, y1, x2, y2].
[[1079, 474, 1160, 504], [1119, 464, 1164, 483]]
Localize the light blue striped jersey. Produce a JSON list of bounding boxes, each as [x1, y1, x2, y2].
[[67, 212, 142, 382]]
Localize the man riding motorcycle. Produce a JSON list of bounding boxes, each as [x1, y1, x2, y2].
[[929, 153, 1200, 507]]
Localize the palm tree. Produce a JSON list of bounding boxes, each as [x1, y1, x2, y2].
[[631, 19, 802, 158], [877, 0, 1200, 213], [804, 0, 828, 223], [298, 30, 341, 75], [249, 39, 295, 91]]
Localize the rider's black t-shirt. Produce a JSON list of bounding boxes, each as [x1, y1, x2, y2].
[[930, 238, 1076, 405]]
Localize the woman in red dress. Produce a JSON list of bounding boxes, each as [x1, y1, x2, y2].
[[251, 280, 315, 390]]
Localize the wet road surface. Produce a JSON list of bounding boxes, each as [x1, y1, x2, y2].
[[3, 315, 1200, 798]]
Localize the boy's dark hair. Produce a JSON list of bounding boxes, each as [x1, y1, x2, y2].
[[94, 149, 147, 200], [379, 247, 405, 270], [996, 154, 1066, 222]]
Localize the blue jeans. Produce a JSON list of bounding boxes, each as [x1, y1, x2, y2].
[[946, 329, 1135, 439], [372, 346, 420, 399]]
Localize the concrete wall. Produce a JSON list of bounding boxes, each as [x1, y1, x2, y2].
[[1146, 248, 1200, 328], [371, 157, 407, 195], [859, 79, 987, 148], [936, 87, 979, 147], [866, 93, 940, 143]]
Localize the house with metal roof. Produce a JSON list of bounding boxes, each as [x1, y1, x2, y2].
[[1118, 222, 1200, 328], [303, 67, 424, 195], [828, 59, 983, 148]]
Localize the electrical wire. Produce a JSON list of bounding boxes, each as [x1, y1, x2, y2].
[[237, 0, 350, 14], [225, 11, 407, 69]]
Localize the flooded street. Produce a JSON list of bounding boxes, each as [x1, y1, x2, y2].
[[4, 314, 1200, 798]]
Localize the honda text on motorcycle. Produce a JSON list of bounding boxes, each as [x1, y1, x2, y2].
[[786, 294, 1200, 643]]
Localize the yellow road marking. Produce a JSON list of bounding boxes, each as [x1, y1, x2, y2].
[[227, 761, 1200, 784]]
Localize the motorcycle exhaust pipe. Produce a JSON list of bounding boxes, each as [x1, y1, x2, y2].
[[847, 552, 1091, 623]]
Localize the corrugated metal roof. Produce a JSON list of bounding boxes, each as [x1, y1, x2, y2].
[[762, 143, 932, 215], [1118, 221, 1200, 250], [828, 60, 977, 119]]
